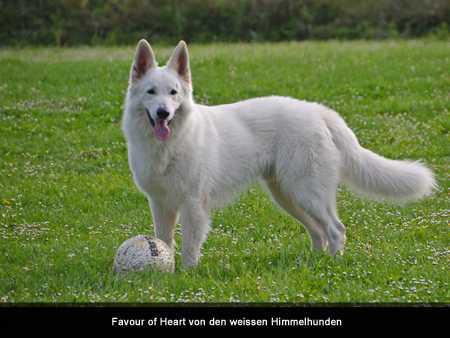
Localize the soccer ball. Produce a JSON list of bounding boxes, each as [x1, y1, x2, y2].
[[113, 235, 175, 273]]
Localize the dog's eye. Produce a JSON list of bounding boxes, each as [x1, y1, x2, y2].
[[147, 88, 156, 95], [170, 89, 177, 95]]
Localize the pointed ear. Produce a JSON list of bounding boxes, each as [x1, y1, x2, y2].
[[131, 39, 156, 82], [166, 40, 191, 84]]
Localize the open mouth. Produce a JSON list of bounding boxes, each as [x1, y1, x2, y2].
[[145, 108, 172, 141]]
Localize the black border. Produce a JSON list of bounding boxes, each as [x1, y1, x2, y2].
[[1, 303, 448, 332]]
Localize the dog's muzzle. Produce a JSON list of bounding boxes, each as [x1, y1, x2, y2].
[[145, 108, 173, 127], [145, 108, 173, 141]]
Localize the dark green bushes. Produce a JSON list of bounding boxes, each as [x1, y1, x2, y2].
[[0, 0, 448, 46]]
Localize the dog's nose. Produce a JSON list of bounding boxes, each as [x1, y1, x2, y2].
[[157, 108, 169, 119]]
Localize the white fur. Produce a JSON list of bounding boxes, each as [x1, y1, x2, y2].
[[123, 40, 436, 267]]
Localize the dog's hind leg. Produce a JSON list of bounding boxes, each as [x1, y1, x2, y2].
[[264, 179, 328, 251], [149, 199, 179, 249], [179, 199, 211, 267], [289, 181, 347, 256]]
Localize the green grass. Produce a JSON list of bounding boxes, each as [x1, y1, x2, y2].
[[0, 40, 449, 303]]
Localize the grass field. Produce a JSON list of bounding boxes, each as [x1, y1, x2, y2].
[[0, 40, 449, 303]]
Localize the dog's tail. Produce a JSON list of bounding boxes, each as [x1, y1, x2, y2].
[[321, 108, 436, 202]]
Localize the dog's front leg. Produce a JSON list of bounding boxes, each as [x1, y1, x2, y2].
[[179, 200, 210, 267], [149, 199, 178, 250]]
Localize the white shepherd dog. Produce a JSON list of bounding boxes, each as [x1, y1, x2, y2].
[[122, 40, 436, 267]]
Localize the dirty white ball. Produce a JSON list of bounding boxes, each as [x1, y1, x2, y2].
[[113, 235, 174, 273]]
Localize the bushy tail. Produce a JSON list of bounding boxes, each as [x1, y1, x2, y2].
[[321, 109, 436, 202]]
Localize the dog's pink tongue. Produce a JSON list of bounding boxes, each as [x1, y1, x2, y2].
[[154, 120, 171, 141]]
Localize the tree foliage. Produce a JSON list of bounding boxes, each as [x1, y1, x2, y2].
[[0, 0, 448, 46]]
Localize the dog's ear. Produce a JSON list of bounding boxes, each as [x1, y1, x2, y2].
[[131, 39, 156, 82], [166, 40, 191, 84]]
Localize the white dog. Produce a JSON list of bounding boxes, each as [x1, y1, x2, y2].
[[122, 40, 436, 267]]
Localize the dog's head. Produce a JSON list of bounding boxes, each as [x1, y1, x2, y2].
[[127, 39, 193, 142]]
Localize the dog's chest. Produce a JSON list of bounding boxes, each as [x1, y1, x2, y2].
[[129, 141, 187, 198]]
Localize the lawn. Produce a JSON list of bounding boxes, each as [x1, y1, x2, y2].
[[0, 40, 448, 303]]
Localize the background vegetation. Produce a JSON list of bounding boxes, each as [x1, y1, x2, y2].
[[1, 0, 449, 46]]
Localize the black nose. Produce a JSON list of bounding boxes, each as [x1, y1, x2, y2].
[[157, 108, 169, 119]]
